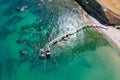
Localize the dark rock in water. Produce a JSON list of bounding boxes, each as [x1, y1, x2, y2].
[[0, 27, 10, 40], [19, 50, 28, 56], [20, 25, 32, 31], [4, 15, 25, 26], [16, 39, 26, 44], [0, 27, 17, 41], [29, 55, 36, 61], [16, 7, 21, 11], [76, 0, 120, 25]]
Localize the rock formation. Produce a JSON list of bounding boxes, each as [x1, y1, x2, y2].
[[76, 0, 120, 25]]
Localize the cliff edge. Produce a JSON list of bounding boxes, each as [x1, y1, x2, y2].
[[76, 0, 120, 25]]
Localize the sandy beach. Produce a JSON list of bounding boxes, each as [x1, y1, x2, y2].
[[88, 15, 120, 52]]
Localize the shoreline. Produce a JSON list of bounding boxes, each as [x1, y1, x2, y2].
[[97, 28, 120, 54], [87, 15, 120, 53], [74, 0, 120, 53]]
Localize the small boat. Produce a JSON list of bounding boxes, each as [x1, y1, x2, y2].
[[45, 45, 51, 60]]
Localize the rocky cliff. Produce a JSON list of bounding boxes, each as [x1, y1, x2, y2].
[[76, 0, 120, 25]]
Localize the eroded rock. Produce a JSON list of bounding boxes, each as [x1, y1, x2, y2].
[[76, 0, 120, 25]]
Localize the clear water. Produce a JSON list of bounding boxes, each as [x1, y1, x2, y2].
[[0, 0, 120, 80]]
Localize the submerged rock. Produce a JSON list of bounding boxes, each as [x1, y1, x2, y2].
[[0, 27, 10, 40], [4, 15, 24, 26], [19, 50, 28, 56], [29, 55, 36, 61], [16, 39, 26, 44], [16, 6, 28, 12]]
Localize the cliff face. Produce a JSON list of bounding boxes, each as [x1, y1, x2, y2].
[[76, 0, 120, 25]]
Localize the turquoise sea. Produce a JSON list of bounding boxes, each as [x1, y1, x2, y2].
[[0, 0, 120, 80]]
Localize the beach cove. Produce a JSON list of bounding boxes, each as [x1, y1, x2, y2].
[[0, 0, 120, 80]]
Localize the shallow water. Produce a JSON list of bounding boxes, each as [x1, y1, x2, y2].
[[0, 0, 120, 80]]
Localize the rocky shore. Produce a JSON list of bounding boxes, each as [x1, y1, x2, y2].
[[76, 0, 120, 25], [75, 0, 120, 52]]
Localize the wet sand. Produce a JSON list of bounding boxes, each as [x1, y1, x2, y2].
[[88, 15, 120, 53]]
